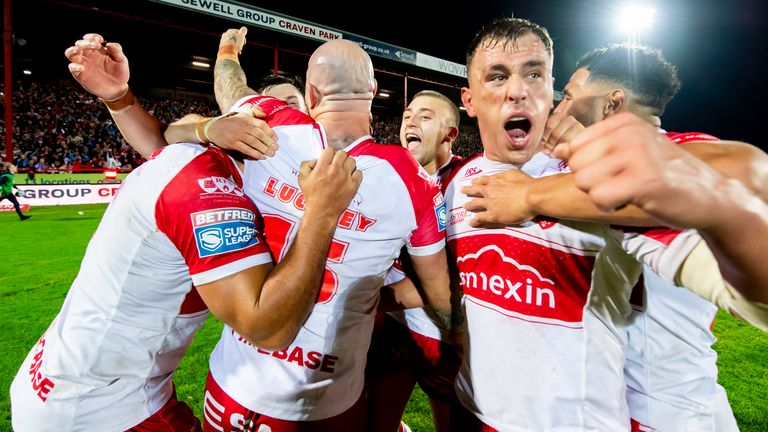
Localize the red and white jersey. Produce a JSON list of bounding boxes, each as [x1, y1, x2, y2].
[[389, 154, 464, 341], [624, 131, 738, 432], [445, 152, 703, 432], [208, 96, 446, 421], [10, 144, 271, 431]]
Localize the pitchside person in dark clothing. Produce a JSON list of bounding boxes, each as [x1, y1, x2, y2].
[[0, 163, 31, 221]]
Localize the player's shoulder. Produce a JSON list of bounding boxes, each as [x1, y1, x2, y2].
[[349, 138, 422, 174], [151, 144, 244, 195], [230, 95, 313, 127], [665, 131, 719, 144], [443, 153, 484, 188]]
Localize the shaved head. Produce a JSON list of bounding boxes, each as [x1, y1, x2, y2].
[[306, 40, 376, 105]]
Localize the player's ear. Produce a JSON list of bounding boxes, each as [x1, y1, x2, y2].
[[461, 87, 476, 118], [603, 89, 626, 118], [444, 126, 459, 143], [306, 83, 321, 110]]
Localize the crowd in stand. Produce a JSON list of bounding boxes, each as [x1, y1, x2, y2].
[[0, 80, 482, 172]]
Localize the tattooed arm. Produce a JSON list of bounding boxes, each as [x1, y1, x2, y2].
[[215, 27, 258, 113]]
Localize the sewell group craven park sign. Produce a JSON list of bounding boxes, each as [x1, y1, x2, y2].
[[150, 0, 467, 78], [12, 184, 122, 207]]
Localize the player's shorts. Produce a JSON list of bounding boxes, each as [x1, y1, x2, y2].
[[128, 390, 202, 432], [203, 372, 367, 432], [366, 313, 461, 401]]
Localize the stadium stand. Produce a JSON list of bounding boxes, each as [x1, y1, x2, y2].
[[1, 79, 482, 172]]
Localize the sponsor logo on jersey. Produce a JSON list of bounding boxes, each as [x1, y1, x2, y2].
[[233, 329, 339, 373], [432, 192, 444, 206], [451, 233, 595, 325], [28, 336, 56, 402], [435, 202, 447, 231], [462, 166, 482, 178], [264, 176, 377, 231], [448, 206, 468, 226], [197, 176, 244, 197], [191, 208, 259, 257]]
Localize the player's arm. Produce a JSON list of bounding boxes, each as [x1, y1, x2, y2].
[[681, 179, 768, 305], [65, 33, 167, 159], [564, 113, 768, 325], [378, 277, 425, 312], [65, 32, 276, 161], [197, 148, 363, 349], [463, 170, 653, 228], [462, 142, 768, 228], [409, 249, 453, 329], [678, 239, 768, 332], [464, 111, 768, 228], [679, 140, 768, 201], [214, 27, 258, 113], [164, 111, 278, 160]]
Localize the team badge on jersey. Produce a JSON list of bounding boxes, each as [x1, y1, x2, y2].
[[191, 208, 259, 257], [197, 176, 245, 197]]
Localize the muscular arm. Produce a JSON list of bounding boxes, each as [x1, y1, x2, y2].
[[378, 277, 425, 311], [197, 205, 340, 350], [215, 59, 257, 113], [409, 250, 454, 329], [681, 140, 768, 201], [214, 28, 257, 113], [64, 34, 167, 159], [525, 173, 653, 225], [465, 140, 768, 228], [109, 102, 168, 159], [197, 148, 362, 349], [693, 180, 768, 304], [562, 112, 768, 313]]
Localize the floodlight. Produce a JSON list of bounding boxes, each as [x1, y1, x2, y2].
[[617, 4, 656, 33]]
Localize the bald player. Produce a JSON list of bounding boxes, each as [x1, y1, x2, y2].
[[200, 30, 453, 432]]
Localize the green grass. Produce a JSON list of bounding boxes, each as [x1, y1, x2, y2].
[[1, 204, 766, 431]]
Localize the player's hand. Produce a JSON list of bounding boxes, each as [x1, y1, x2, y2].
[[299, 148, 363, 219], [542, 111, 585, 156], [220, 27, 247, 54], [64, 33, 129, 100], [559, 112, 727, 227], [461, 170, 537, 227], [206, 107, 278, 160]]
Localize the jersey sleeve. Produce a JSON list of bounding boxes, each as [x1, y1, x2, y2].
[[384, 258, 407, 285], [406, 166, 447, 256], [156, 148, 273, 286], [678, 242, 768, 331], [611, 226, 702, 284]]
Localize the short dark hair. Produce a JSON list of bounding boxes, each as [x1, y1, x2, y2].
[[256, 74, 305, 96], [576, 43, 681, 115], [467, 17, 553, 67]]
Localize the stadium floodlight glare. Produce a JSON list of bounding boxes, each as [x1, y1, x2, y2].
[[617, 3, 656, 34], [23, 70, 32, 75], [192, 61, 210, 68]]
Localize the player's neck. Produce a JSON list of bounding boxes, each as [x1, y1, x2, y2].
[[625, 106, 661, 128], [434, 146, 452, 174], [317, 112, 372, 150]]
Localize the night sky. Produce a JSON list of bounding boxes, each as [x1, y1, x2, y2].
[[7, 0, 767, 149]]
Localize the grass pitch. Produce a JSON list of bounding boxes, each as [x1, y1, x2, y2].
[[1, 204, 766, 431]]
